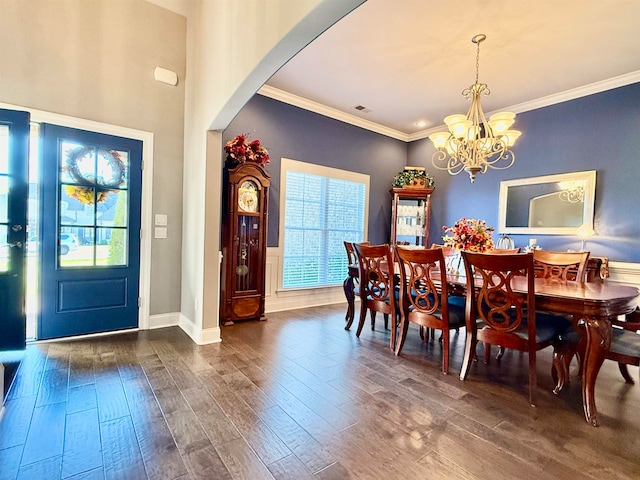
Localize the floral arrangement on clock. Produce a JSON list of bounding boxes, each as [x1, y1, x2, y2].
[[224, 133, 270, 166], [442, 217, 494, 252]]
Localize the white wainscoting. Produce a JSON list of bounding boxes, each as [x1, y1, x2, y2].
[[608, 261, 640, 292], [265, 247, 350, 313]]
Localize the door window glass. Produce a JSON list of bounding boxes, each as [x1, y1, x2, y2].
[[58, 141, 129, 267], [0, 125, 8, 271], [0, 225, 7, 272]]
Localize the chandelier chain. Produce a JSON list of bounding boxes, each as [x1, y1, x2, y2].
[[475, 39, 481, 85]]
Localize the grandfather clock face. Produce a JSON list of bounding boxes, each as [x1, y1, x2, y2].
[[237, 180, 258, 213], [235, 180, 260, 292]]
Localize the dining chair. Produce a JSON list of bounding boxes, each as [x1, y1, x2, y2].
[[343, 241, 368, 327], [489, 247, 521, 254], [428, 243, 464, 331], [477, 247, 521, 361], [394, 246, 466, 374], [532, 250, 590, 282], [353, 243, 398, 350], [344, 240, 358, 266], [459, 251, 564, 406], [606, 307, 640, 384], [532, 250, 590, 392]]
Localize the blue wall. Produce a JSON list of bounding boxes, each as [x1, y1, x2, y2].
[[223, 95, 408, 246], [225, 83, 640, 262], [408, 82, 640, 263]]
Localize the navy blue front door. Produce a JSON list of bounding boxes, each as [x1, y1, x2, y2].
[[0, 109, 30, 350], [39, 124, 142, 339]]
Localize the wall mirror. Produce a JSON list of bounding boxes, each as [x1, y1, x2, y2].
[[498, 170, 596, 235]]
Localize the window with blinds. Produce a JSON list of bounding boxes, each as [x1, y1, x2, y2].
[[280, 159, 369, 289]]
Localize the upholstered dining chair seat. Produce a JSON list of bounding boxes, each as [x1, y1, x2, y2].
[[443, 295, 466, 326], [507, 312, 567, 344], [610, 327, 640, 358], [575, 307, 640, 384], [417, 291, 465, 322]]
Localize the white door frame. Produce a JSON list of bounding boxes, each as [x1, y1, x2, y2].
[[0, 102, 153, 330]]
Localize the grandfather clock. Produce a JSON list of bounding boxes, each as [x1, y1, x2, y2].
[[220, 162, 270, 326]]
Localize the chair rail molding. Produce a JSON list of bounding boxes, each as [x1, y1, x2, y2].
[[608, 261, 640, 290]]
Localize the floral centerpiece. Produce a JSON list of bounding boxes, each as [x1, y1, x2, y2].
[[442, 217, 494, 274], [442, 217, 494, 252], [224, 133, 270, 166], [392, 166, 435, 189]]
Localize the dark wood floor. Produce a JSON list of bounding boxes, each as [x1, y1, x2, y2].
[[1, 304, 639, 480]]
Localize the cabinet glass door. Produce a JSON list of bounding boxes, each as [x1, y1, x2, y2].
[[395, 199, 427, 245]]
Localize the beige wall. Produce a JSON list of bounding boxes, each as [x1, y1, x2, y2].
[[0, 0, 186, 315]]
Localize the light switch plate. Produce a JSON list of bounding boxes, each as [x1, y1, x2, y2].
[[155, 214, 168, 226], [155, 227, 167, 239]]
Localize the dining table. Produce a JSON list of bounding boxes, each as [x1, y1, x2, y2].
[[345, 263, 639, 426]]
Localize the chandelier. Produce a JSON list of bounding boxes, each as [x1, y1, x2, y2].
[[429, 34, 521, 183]]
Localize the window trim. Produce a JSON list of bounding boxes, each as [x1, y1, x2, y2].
[[279, 158, 369, 290]]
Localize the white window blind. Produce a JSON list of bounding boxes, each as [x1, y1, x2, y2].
[[281, 159, 368, 289]]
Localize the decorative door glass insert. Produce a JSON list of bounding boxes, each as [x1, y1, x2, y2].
[[58, 141, 130, 267]]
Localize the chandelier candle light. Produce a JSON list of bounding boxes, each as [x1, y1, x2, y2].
[[429, 34, 521, 183]]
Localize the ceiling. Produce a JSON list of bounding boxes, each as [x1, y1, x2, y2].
[[263, 0, 640, 141]]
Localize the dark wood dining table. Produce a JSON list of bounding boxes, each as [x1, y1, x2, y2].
[[345, 264, 639, 426]]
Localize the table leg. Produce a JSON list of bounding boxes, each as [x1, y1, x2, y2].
[[344, 275, 355, 330], [581, 315, 612, 427]]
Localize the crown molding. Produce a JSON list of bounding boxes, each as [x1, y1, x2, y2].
[[410, 70, 640, 142], [508, 70, 640, 115], [257, 85, 409, 141], [261, 70, 640, 144]]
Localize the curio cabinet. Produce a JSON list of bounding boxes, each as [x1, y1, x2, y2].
[[390, 187, 433, 247]]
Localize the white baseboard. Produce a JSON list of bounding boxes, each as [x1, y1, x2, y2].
[[147, 312, 221, 345], [148, 312, 180, 329], [178, 314, 221, 345]]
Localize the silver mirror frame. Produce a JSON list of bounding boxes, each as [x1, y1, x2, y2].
[[498, 170, 596, 235]]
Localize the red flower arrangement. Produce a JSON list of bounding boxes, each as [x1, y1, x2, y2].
[[224, 133, 270, 165], [442, 217, 494, 252]]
